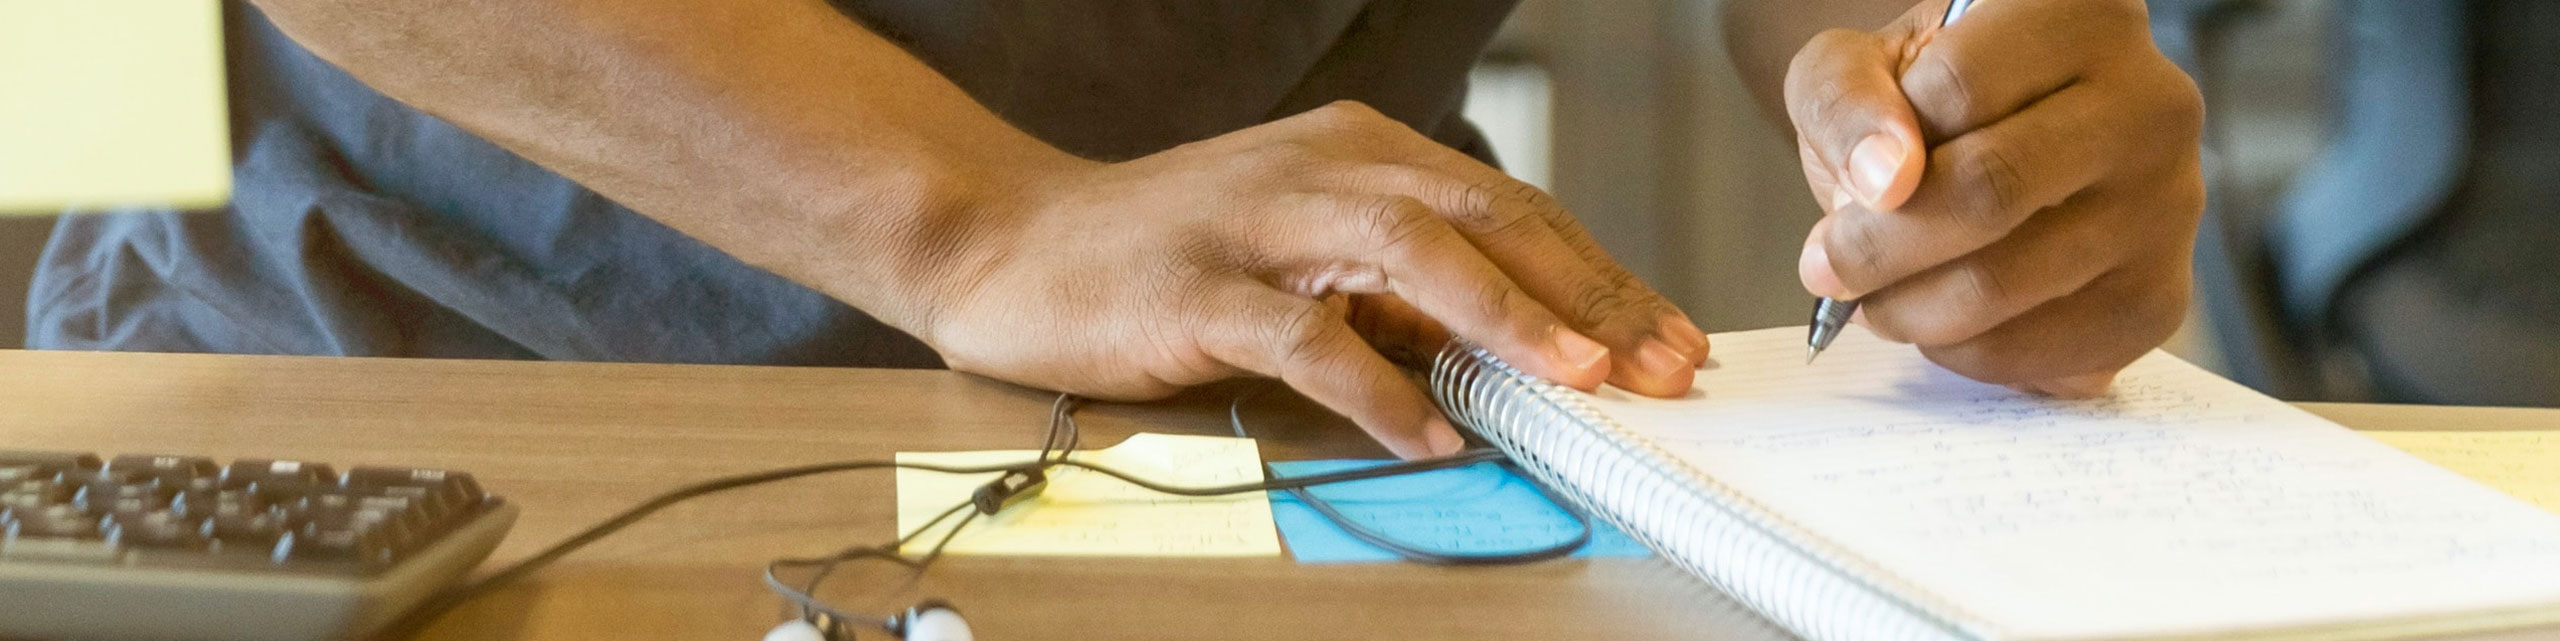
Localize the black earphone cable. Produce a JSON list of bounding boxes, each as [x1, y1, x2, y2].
[[394, 391, 1592, 636], [1225, 387, 1594, 566]]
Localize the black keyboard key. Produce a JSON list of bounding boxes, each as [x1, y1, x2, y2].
[[294, 493, 356, 516], [209, 509, 290, 547], [75, 479, 176, 516], [0, 452, 506, 584], [107, 455, 220, 487], [168, 489, 215, 520], [204, 489, 265, 518], [2, 480, 75, 512], [8, 505, 106, 539], [288, 507, 398, 566], [104, 511, 210, 550], [0, 465, 53, 486], [222, 460, 337, 500], [345, 467, 481, 506], [0, 451, 102, 484]]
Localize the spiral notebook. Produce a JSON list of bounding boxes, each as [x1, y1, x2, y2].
[[1430, 326, 2560, 641]]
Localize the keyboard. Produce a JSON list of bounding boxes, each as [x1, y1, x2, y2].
[[0, 451, 518, 641]]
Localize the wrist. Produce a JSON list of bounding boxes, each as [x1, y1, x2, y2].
[[781, 135, 1092, 344]]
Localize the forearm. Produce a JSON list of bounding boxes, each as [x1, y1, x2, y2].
[[1723, 0, 1916, 125], [249, 0, 1080, 332]]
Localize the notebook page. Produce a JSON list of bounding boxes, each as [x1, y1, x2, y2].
[[1577, 327, 2560, 641]]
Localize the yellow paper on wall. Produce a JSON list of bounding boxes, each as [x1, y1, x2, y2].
[[895, 433, 1280, 557], [0, 0, 231, 214], [2364, 430, 2560, 514]]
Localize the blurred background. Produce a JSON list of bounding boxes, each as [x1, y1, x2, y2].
[[7, 0, 2549, 406]]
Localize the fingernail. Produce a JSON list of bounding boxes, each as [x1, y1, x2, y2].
[[1848, 133, 1905, 207], [1639, 339, 1689, 377], [1553, 328, 1610, 373], [1658, 316, 1708, 359], [1798, 243, 1848, 299], [1423, 416, 1466, 457]]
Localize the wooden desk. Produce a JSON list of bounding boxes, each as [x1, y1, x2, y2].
[[2, 350, 2553, 641]]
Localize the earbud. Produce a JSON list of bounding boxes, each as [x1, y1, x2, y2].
[[762, 620, 829, 641], [762, 602, 969, 641], [890, 601, 972, 641]]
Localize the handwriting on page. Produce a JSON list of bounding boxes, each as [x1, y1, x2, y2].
[[894, 433, 1281, 557], [1576, 326, 2560, 638], [1647, 377, 2560, 580], [2364, 431, 2560, 514]]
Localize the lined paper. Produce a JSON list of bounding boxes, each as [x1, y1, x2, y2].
[[1577, 327, 2560, 641]]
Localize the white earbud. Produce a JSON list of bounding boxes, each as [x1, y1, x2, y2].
[[900, 606, 973, 641], [761, 619, 829, 641]]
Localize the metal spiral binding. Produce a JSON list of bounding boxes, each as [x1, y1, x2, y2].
[[1430, 343, 1991, 641]]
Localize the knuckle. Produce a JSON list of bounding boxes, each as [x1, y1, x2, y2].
[[1952, 261, 2008, 311], [2153, 69, 2209, 144], [1793, 77, 1856, 137], [1949, 140, 2031, 228], [1446, 180, 1549, 239], [2127, 278, 2191, 343], [1830, 218, 1892, 288], [1311, 100, 1388, 133], [1902, 265, 2005, 346], [1361, 196, 1449, 256], [2159, 168, 2207, 227], [1472, 278, 1525, 328], [1269, 300, 1346, 369], [1565, 284, 1640, 330], [1902, 53, 1976, 125]]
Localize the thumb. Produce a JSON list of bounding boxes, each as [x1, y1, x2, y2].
[[1784, 29, 1928, 212]]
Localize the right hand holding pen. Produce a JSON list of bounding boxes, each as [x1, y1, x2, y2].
[[916, 101, 1709, 459]]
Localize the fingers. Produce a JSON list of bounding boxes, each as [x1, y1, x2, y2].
[[1916, 259, 2189, 387], [1898, 0, 2152, 138], [1851, 193, 2126, 347], [1785, 28, 1926, 212], [1269, 192, 1614, 391], [1808, 83, 2142, 299], [1340, 293, 1451, 368], [1334, 163, 1705, 396], [1264, 100, 1704, 396], [1197, 285, 1463, 459]]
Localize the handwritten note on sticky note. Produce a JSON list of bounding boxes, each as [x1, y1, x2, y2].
[[896, 433, 1280, 557], [2364, 431, 2560, 514], [1266, 460, 1650, 563]]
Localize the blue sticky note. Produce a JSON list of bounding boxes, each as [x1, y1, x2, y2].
[[1266, 460, 1652, 563]]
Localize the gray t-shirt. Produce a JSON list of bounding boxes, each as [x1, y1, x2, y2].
[[27, 0, 1515, 367]]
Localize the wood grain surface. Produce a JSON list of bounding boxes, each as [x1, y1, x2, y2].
[[2, 349, 2549, 640]]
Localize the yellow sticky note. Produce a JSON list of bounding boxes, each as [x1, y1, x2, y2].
[[2365, 430, 2560, 514], [895, 433, 1281, 557], [0, 0, 231, 214]]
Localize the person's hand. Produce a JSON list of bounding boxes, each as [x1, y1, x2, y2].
[[1782, 0, 2205, 396], [918, 101, 1710, 458]]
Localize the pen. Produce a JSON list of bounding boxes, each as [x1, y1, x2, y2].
[[1806, 0, 1976, 364]]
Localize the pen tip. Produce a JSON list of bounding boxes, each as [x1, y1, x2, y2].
[[1805, 346, 1820, 365]]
